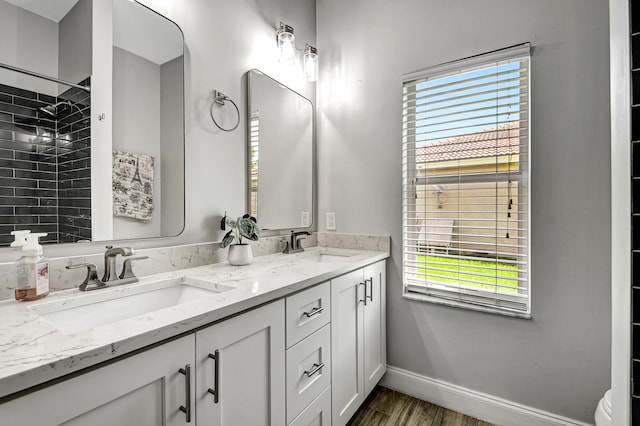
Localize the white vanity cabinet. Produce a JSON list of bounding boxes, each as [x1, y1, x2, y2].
[[331, 260, 386, 426], [195, 299, 285, 426], [0, 334, 196, 426], [0, 301, 285, 426]]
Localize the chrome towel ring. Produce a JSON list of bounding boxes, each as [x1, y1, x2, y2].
[[210, 90, 240, 132]]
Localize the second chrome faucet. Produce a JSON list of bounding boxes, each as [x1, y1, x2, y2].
[[283, 231, 312, 254], [67, 246, 148, 291]]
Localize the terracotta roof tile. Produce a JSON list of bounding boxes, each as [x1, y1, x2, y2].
[[416, 122, 520, 163]]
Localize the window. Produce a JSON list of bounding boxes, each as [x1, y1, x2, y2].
[[402, 44, 531, 317]]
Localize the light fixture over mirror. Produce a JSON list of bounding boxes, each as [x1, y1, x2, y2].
[[276, 22, 295, 65], [275, 22, 318, 82]]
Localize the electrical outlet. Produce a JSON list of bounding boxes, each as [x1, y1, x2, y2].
[[301, 212, 310, 227], [326, 212, 336, 231]]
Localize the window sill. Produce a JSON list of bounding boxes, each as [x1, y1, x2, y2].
[[403, 291, 532, 319]]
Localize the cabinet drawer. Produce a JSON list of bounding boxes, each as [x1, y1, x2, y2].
[[286, 282, 330, 348], [286, 324, 331, 423], [289, 385, 331, 426]]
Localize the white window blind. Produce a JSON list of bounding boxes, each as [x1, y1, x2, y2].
[[249, 112, 260, 217], [402, 44, 531, 317]]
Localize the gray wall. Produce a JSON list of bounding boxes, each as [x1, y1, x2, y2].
[[59, 0, 92, 87], [0, 0, 58, 95], [160, 55, 185, 237], [316, 0, 611, 422]]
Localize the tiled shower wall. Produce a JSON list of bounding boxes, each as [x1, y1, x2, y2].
[[0, 81, 91, 246]]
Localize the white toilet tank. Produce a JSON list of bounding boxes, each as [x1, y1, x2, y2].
[[594, 389, 612, 426]]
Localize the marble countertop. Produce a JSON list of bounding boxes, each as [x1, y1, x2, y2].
[[0, 246, 388, 400]]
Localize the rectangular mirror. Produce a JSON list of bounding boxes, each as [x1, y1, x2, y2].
[[247, 69, 313, 230], [0, 0, 185, 246]]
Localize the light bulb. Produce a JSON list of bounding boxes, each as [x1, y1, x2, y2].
[[303, 45, 318, 82], [277, 23, 295, 65]]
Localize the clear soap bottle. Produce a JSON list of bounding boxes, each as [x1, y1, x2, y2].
[[14, 233, 49, 302]]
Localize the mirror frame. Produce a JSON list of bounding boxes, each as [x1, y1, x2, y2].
[[245, 69, 315, 232]]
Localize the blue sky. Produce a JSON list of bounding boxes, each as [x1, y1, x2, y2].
[[413, 61, 523, 146]]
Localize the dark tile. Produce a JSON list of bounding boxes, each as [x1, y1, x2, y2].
[[0, 93, 11, 104], [634, 216, 640, 250], [14, 170, 56, 181], [14, 206, 56, 215], [0, 158, 35, 170], [0, 187, 14, 196], [635, 360, 640, 397], [37, 93, 56, 104], [635, 181, 640, 214], [15, 224, 57, 234], [0, 206, 15, 215], [0, 215, 38, 225], [0, 84, 37, 99], [38, 180, 57, 189], [13, 96, 48, 110], [0, 197, 39, 206], [0, 168, 12, 178], [40, 198, 57, 207], [0, 177, 37, 188], [635, 325, 640, 360], [14, 188, 56, 198], [634, 0, 640, 34], [0, 102, 36, 117]]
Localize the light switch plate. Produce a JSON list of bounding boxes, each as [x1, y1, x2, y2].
[[326, 212, 336, 231], [301, 212, 310, 227]]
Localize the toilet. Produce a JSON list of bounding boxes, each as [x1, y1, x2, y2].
[[595, 389, 612, 426]]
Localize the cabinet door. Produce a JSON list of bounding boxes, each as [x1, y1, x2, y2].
[[331, 269, 365, 426], [363, 260, 387, 395], [195, 300, 285, 426], [0, 335, 195, 426]]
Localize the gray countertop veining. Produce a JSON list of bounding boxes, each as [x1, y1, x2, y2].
[[0, 246, 389, 400]]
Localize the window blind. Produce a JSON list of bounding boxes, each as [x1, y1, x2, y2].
[[249, 112, 260, 217], [402, 44, 531, 316]]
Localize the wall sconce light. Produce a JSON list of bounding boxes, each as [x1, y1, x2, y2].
[[276, 22, 296, 66], [276, 22, 319, 82], [303, 44, 318, 82]]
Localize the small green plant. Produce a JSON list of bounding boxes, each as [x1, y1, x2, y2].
[[220, 212, 259, 248]]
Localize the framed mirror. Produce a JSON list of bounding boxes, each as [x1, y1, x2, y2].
[[0, 0, 185, 246], [247, 69, 313, 231]]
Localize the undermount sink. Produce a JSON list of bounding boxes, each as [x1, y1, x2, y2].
[[29, 277, 235, 335], [306, 250, 357, 263]]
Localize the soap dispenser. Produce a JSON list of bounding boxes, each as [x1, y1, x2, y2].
[[14, 233, 49, 302]]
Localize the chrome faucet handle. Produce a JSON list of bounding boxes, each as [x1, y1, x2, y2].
[[119, 256, 149, 280], [66, 263, 105, 291], [103, 246, 135, 282]]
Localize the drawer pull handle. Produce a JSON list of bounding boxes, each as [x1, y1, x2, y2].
[[179, 364, 192, 422], [359, 282, 367, 305], [207, 350, 220, 403], [303, 306, 324, 318], [366, 277, 373, 302], [304, 362, 325, 377]]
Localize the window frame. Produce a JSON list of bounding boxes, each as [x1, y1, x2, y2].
[[401, 44, 532, 318]]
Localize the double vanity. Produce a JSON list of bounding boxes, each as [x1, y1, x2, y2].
[[0, 245, 389, 426]]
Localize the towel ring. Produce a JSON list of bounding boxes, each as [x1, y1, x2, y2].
[[210, 90, 240, 132]]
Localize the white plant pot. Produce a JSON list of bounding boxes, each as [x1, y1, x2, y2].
[[227, 243, 253, 266]]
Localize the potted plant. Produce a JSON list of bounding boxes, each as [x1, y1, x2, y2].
[[220, 212, 259, 265]]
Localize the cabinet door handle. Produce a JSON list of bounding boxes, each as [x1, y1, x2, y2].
[[366, 277, 373, 302], [303, 306, 324, 318], [207, 350, 220, 403], [179, 364, 192, 423], [359, 282, 367, 305], [304, 362, 325, 377]]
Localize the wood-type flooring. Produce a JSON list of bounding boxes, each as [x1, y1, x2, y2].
[[347, 386, 495, 426]]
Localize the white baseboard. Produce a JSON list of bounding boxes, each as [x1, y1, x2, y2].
[[380, 366, 592, 426]]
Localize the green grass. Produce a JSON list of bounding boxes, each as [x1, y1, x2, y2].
[[416, 255, 519, 294]]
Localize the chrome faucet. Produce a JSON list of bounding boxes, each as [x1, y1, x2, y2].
[[66, 246, 148, 291], [102, 246, 135, 282], [283, 231, 312, 254]]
